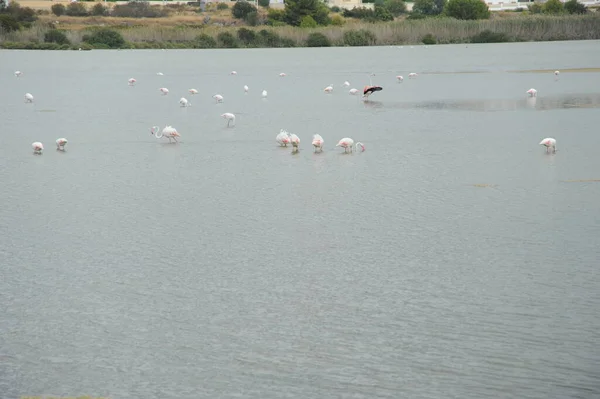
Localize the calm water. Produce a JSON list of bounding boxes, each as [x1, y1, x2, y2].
[[1, 41, 600, 399]]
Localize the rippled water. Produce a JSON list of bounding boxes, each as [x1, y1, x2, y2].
[[1, 41, 600, 399]]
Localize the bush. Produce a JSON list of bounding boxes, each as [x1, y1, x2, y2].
[[527, 3, 542, 13], [50, 3, 66, 16], [258, 28, 280, 46], [383, 0, 407, 16], [422, 33, 436, 44], [65, 2, 89, 16], [111, 1, 167, 18], [343, 29, 376, 46], [470, 29, 509, 43], [44, 28, 70, 44], [564, 0, 587, 13], [542, 0, 564, 13], [91, 3, 108, 16], [444, 0, 490, 20], [245, 10, 259, 25], [237, 27, 257, 44], [300, 14, 317, 27], [232, 1, 257, 19], [82, 28, 126, 48], [217, 2, 228, 9], [412, 0, 445, 15], [217, 31, 238, 47], [330, 14, 345, 25], [0, 14, 19, 32], [374, 5, 393, 20], [2, 1, 37, 26], [330, 5, 341, 12], [194, 33, 216, 48], [258, 0, 270, 7], [306, 32, 331, 46]]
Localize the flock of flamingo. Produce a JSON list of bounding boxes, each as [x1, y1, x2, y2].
[[17, 68, 558, 155]]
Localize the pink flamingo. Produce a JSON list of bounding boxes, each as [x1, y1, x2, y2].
[[336, 138, 365, 153], [151, 126, 180, 143]]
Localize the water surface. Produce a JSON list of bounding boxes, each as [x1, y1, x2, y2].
[[1, 41, 600, 399]]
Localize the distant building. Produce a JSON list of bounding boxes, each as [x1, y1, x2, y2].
[[326, 0, 374, 10]]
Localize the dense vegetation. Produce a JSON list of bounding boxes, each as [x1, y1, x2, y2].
[[0, 0, 598, 50]]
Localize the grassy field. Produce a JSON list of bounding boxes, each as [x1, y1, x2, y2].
[[2, 1, 600, 49]]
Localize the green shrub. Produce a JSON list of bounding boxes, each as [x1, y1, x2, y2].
[[542, 0, 564, 13], [258, 28, 280, 46], [343, 29, 376, 46], [564, 0, 587, 13], [444, 0, 490, 19], [0, 14, 19, 32], [82, 28, 126, 48], [330, 14, 345, 25], [245, 10, 259, 25], [470, 29, 509, 43], [50, 3, 66, 16], [91, 3, 108, 16], [217, 2, 229, 9], [44, 29, 70, 45], [383, 0, 407, 16], [330, 5, 341, 12], [232, 0, 257, 19], [527, 3, 542, 13], [237, 27, 257, 44], [217, 31, 238, 47], [258, 0, 270, 7], [306, 32, 331, 46], [65, 2, 89, 16], [194, 33, 216, 48], [422, 33, 436, 44], [412, 0, 445, 15], [300, 15, 317, 27]]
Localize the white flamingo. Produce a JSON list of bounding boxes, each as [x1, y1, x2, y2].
[[221, 113, 236, 127], [336, 138, 365, 153], [554, 70, 560, 76], [157, 72, 164, 76], [276, 130, 292, 147], [179, 97, 191, 107], [15, 71, 22, 77], [324, 84, 334, 94], [128, 78, 136, 86], [151, 126, 180, 143], [231, 71, 237, 75], [540, 138, 556, 153], [290, 133, 300, 150], [244, 85, 249, 93], [312, 134, 324, 152], [343, 81, 350, 87], [262, 90, 268, 98], [349, 88, 359, 95], [213, 94, 224, 103], [527, 88, 537, 97], [189, 89, 198, 95], [159, 87, 169, 95], [56, 138, 68, 151], [32, 142, 43, 154], [396, 75, 404, 82], [24, 93, 34, 103], [408, 73, 418, 78], [279, 73, 286, 77]]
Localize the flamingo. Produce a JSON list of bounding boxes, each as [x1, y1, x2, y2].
[[213, 94, 224, 103], [343, 81, 350, 87], [324, 84, 334, 94], [159, 87, 169, 95], [151, 126, 180, 143], [179, 97, 191, 107], [15, 71, 22, 77], [539, 138, 556, 154], [230, 71, 238, 75], [221, 113, 236, 127], [32, 142, 43, 154], [276, 130, 291, 147], [56, 138, 68, 151], [527, 88, 537, 97], [408, 73, 418, 78], [262, 90, 268, 98], [336, 138, 365, 153], [128, 78, 136, 86], [396, 75, 404, 82], [554, 70, 560, 76], [349, 88, 359, 95], [189, 89, 198, 95], [290, 133, 300, 150], [312, 134, 324, 152], [24, 93, 34, 103], [244, 85, 249, 93], [279, 73, 286, 77], [157, 72, 164, 76]]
